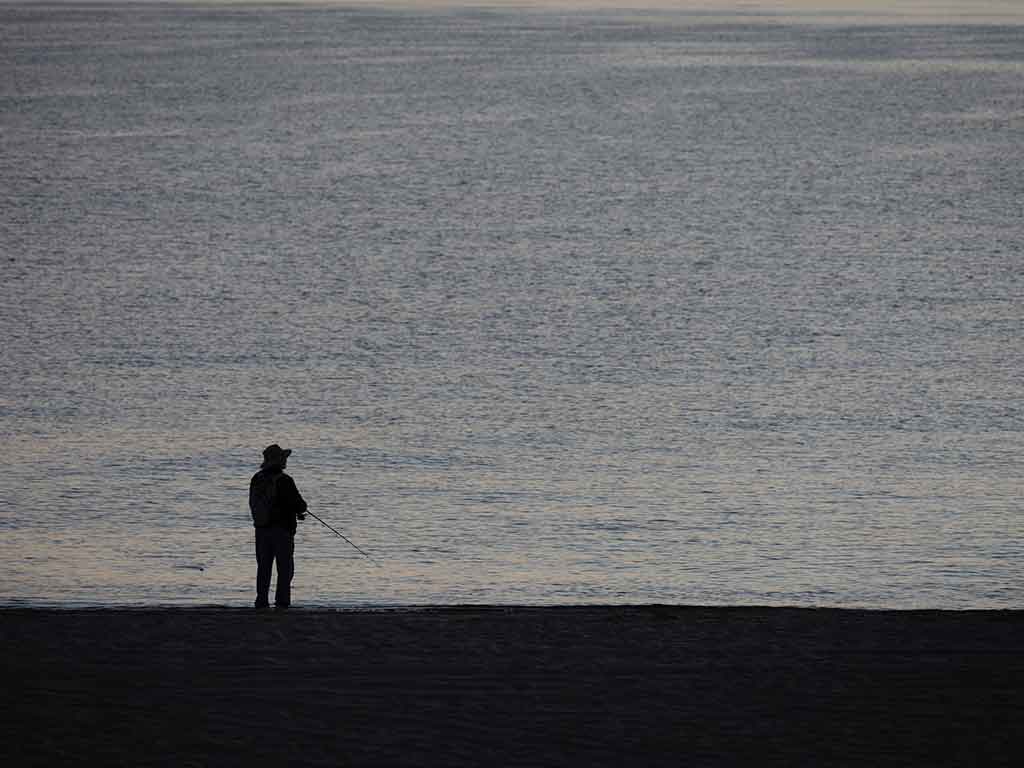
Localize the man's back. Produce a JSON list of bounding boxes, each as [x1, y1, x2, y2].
[[250, 467, 306, 533]]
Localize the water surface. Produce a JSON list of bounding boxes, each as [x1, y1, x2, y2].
[[1, 2, 1022, 608]]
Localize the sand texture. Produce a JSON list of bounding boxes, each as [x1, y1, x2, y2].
[[2, 606, 1022, 766]]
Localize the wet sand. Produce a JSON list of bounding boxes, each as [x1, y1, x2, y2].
[[2, 606, 1022, 766]]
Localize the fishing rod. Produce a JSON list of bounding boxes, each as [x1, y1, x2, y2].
[[304, 510, 379, 565]]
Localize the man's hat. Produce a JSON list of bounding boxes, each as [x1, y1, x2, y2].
[[262, 443, 292, 467]]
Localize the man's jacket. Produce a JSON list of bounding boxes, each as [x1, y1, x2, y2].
[[250, 468, 307, 534]]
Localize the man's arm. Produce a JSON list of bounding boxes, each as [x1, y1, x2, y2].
[[280, 475, 308, 520]]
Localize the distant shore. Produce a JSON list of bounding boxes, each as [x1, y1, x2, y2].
[[3, 606, 1022, 766]]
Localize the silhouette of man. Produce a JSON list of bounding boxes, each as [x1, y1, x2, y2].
[[249, 444, 307, 609]]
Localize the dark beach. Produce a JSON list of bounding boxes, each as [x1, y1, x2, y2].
[[2, 606, 1021, 766]]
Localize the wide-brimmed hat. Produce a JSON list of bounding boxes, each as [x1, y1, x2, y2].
[[261, 443, 292, 467]]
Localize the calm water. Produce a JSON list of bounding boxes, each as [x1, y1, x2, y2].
[[2, 2, 1022, 608]]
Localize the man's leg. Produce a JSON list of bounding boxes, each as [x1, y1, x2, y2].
[[254, 528, 273, 609], [274, 529, 295, 608]]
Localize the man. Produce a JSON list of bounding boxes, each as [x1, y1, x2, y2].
[[249, 443, 307, 609]]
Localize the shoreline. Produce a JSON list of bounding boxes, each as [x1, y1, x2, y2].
[[3, 602, 1020, 612], [4, 606, 1022, 766], [2, 606, 1024, 618]]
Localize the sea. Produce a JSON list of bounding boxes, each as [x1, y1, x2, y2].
[[2, 1, 1022, 609]]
